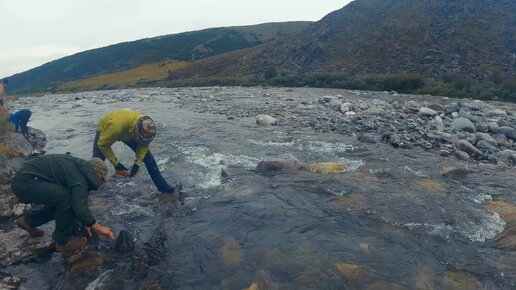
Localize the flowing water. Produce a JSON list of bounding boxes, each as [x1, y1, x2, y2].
[[6, 87, 516, 289]]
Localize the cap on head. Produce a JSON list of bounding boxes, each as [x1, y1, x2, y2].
[[90, 158, 108, 181], [134, 116, 156, 145], [2, 79, 8, 85]]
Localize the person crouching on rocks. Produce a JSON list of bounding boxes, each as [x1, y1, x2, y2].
[[92, 108, 175, 194], [8, 109, 32, 139], [11, 154, 115, 252]]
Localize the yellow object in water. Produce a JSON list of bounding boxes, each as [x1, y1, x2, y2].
[[304, 162, 348, 173]]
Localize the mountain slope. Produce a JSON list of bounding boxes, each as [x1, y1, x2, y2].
[[7, 21, 310, 94], [169, 0, 516, 81]]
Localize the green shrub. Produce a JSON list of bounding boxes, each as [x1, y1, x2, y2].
[[379, 73, 425, 92], [263, 67, 278, 80], [0, 144, 21, 159], [166, 72, 516, 103], [0, 119, 13, 135], [503, 78, 516, 92]]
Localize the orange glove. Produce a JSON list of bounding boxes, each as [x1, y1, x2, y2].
[[114, 163, 129, 176]]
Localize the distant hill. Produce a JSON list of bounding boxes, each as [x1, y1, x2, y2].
[[6, 22, 310, 94], [169, 0, 516, 81]]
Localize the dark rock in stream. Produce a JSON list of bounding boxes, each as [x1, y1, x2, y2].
[[255, 153, 304, 173], [441, 167, 471, 179], [357, 134, 377, 144], [115, 230, 135, 254]]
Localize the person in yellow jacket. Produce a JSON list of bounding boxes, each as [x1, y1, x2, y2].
[[92, 109, 175, 193]]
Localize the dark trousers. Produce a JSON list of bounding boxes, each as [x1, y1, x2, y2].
[[11, 174, 76, 245], [92, 131, 173, 193]]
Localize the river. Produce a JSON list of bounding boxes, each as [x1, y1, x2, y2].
[[5, 86, 516, 289]]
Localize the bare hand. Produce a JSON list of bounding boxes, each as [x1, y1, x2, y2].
[[84, 226, 93, 237], [92, 222, 116, 240], [99, 226, 115, 240]]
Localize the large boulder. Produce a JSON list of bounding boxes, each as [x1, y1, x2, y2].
[[255, 115, 277, 127], [27, 127, 47, 150], [456, 140, 483, 158], [494, 150, 516, 165], [452, 118, 476, 133], [0, 222, 55, 266], [418, 107, 438, 117], [499, 126, 516, 141], [475, 132, 498, 147], [255, 153, 303, 173]]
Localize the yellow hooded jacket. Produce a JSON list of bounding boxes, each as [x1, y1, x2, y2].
[[96, 109, 150, 167]]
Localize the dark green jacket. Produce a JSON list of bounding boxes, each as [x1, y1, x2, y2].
[[17, 154, 100, 227]]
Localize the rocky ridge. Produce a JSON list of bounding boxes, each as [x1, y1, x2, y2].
[[170, 0, 516, 82]]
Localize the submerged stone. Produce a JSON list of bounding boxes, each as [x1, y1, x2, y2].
[[304, 162, 348, 173], [220, 237, 243, 266], [442, 271, 482, 290], [413, 179, 447, 196], [440, 167, 470, 179], [67, 250, 106, 275], [485, 201, 516, 223], [368, 280, 405, 290], [335, 262, 378, 284], [415, 265, 437, 290], [330, 194, 368, 211], [496, 222, 516, 251], [244, 270, 278, 290]]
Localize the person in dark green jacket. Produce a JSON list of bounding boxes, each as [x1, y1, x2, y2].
[[11, 154, 115, 252]]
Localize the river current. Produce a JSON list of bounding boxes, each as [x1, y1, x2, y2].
[[5, 87, 516, 289]]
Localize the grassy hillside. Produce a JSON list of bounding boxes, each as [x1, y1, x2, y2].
[[58, 60, 189, 92], [7, 22, 310, 95]]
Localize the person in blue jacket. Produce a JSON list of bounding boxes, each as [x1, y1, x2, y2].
[[8, 109, 31, 139]]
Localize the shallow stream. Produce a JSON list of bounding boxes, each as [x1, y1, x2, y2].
[[6, 87, 516, 289]]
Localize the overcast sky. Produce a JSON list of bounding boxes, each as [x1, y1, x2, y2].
[[0, 0, 352, 78]]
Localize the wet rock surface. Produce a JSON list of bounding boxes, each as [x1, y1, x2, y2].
[[0, 223, 55, 267]]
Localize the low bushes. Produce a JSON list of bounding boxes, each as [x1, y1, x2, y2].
[[165, 71, 516, 102]]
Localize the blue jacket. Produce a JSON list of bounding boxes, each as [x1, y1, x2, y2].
[[9, 109, 31, 124]]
